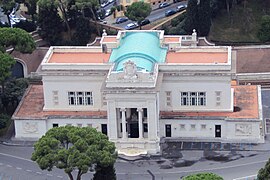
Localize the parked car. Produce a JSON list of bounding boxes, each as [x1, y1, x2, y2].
[[176, 4, 187, 12], [125, 22, 138, 30], [101, 1, 109, 8], [116, 17, 128, 24], [109, 0, 115, 3], [165, 9, 176, 17], [105, 9, 112, 17], [159, 2, 170, 9], [139, 19, 150, 26]]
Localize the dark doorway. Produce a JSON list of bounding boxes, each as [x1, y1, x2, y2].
[[129, 122, 139, 138], [11, 61, 24, 78], [165, 124, 171, 137], [215, 125, 221, 138], [101, 124, 108, 136]]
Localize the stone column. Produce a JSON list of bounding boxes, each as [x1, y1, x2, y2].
[[120, 108, 127, 139], [137, 108, 143, 139]]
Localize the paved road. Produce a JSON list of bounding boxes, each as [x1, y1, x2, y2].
[[0, 144, 268, 180], [105, 1, 187, 29]]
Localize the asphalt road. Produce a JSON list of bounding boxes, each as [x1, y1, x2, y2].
[[0, 143, 268, 180], [105, 1, 188, 29]]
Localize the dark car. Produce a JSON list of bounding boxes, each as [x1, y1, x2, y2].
[[139, 19, 150, 26], [165, 9, 176, 17], [159, 2, 170, 8], [116, 17, 128, 24]]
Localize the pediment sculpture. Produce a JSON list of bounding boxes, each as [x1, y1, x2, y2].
[[123, 60, 138, 79]]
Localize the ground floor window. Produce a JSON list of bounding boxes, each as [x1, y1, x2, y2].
[[53, 123, 59, 128]]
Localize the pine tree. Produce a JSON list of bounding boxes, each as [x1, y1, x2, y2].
[[197, 0, 211, 36], [37, 4, 63, 45]]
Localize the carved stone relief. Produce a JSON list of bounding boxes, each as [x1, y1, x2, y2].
[[123, 60, 138, 80], [235, 124, 252, 136], [23, 122, 38, 133]]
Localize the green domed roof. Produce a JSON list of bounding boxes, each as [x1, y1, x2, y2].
[[109, 31, 167, 72]]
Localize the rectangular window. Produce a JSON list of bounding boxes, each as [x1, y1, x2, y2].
[[87, 124, 92, 128], [165, 91, 172, 106], [66, 123, 72, 126], [68, 91, 93, 106], [180, 124, 185, 130], [190, 124, 196, 130], [215, 91, 221, 106], [201, 124, 206, 130], [181, 92, 206, 106]]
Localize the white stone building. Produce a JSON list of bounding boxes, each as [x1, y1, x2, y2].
[[13, 30, 264, 155]]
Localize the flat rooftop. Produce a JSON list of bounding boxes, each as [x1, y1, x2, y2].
[[102, 36, 117, 43], [48, 52, 111, 63], [14, 85, 259, 120], [166, 52, 228, 64]]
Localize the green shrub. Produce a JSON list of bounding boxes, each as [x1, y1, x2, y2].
[[0, 114, 10, 129], [182, 172, 223, 180]]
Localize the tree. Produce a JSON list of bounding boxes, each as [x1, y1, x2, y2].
[[182, 172, 223, 180], [2, 78, 29, 109], [0, 27, 36, 53], [93, 164, 116, 180], [72, 16, 93, 45], [38, 0, 72, 40], [0, 53, 16, 94], [257, 15, 270, 42], [183, 0, 211, 36], [257, 158, 270, 180], [197, 0, 211, 36], [31, 126, 117, 180], [23, 0, 38, 20], [183, 0, 198, 34], [0, 28, 35, 94], [74, 0, 101, 36], [124, 1, 151, 30], [37, 3, 63, 45]]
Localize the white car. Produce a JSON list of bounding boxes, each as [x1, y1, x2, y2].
[[105, 9, 111, 17], [125, 22, 138, 30], [101, 1, 109, 8]]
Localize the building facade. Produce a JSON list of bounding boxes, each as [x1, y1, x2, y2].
[[13, 30, 264, 155]]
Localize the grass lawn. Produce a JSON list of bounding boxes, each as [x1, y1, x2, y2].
[[208, 0, 270, 42]]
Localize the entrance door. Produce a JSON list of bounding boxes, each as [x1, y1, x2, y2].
[[101, 124, 107, 136], [215, 125, 221, 137], [165, 124, 171, 137], [129, 122, 139, 138]]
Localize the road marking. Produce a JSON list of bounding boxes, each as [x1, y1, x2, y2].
[[46, 173, 53, 176], [116, 159, 268, 175], [57, 175, 63, 179], [16, 167, 22, 170], [0, 152, 33, 162], [6, 165, 12, 168], [26, 170, 32, 172], [233, 174, 257, 180], [36, 172, 42, 175]]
